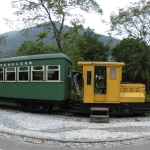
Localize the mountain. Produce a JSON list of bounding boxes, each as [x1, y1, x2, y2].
[[0, 26, 120, 58]]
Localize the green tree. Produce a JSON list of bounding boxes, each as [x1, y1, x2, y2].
[[0, 34, 7, 58], [112, 38, 150, 92], [11, 0, 102, 53], [17, 32, 57, 56], [112, 38, 142, 63], [78, 27, 110, 61], [0, 35, 6, 44], [63, 27, 110, 70], [62, 24, 84, 70], [110, 1, 150, 51], [110, 1, 150, 92]]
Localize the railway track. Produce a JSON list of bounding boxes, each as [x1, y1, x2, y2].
[[0, 101, 75, 117], [0, 100, 150, 118]]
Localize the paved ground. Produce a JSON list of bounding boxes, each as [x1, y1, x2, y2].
[[0, 108, 150, 149], [0, 136, 150, 150]]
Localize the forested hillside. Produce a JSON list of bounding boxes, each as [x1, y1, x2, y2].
[[0, 26, 120, 58]]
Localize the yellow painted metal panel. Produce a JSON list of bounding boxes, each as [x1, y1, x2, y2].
[[106, 67, 120, 102], [120, 83, 145, 102], [84, 95, 94, 103], [78, 62, 125, 66], [120, 93, 145, 102], [120, 84, 145, 93], [94, 94, 106, 102], [83, 66, 94, 103]]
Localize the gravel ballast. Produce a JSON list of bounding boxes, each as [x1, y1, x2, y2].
[[0, 109, 150, 148]]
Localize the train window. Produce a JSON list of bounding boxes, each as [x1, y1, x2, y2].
[[68, 66, 71, 77], [33, 66, 43, 70], [7, 68, 15, 71], [6, 67, 16, 81], [47, 65, 60, 81], [48, 66, 58, 69], [19, 67, 28, 71], [18, 67, 29, 81], [110, 67, 116, 79], [32, 66, 44, 81], [0, 68, 4, 81], [87, 71, 91, 85]]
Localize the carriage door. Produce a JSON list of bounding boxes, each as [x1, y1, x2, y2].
[[83, 66, 94, 103]]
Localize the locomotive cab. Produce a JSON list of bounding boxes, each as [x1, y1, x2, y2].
[[78, 62, 145, 104]]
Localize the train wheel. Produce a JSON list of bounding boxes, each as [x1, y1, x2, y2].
[[38, 104, 48, 113], [21, 103, 40, 112], [39, 104, 54, 113], [48, 104, 54, 112]]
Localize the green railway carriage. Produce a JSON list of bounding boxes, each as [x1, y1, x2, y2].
[[0, 53, 72, 111]]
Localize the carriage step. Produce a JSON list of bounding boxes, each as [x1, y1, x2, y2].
[[90, 115, 109, 118], [90, 107, 109, 123]]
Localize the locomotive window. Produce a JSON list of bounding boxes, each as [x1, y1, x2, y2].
[[0, 68, 4, 81], [18, 66, 29, 81], [32, 66, 44, 81], [110, 67, 116, 79], [6, 67, 16, 81], [47, 65, 60, 81], [68, 66, 71, 77], [94, 66, 106, 94], [87, 71, 91, 85]]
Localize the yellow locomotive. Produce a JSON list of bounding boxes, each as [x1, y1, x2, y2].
[[73, 61, 149, 114]]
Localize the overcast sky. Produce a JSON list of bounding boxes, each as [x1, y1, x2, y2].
[[0, 0, 140, 37]]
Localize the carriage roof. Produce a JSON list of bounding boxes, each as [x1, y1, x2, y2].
[[0, 53, 71, 63]]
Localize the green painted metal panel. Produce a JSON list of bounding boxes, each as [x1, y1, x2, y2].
[[0, 82, 65, 100]]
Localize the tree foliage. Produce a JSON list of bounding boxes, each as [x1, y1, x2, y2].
[[0, 34, 7, 57], [110, 1, 150, 92], [112, 38, 150, 92], [78, 27, 110, 61], [0, 35, 6, 44], [110, 1, 150, 51], [62, 24, 84, 70], [17, 32, 57, 56], [63, 27, 110, 70], [112, 38, 143, 63], [11, 0, 102, 53]]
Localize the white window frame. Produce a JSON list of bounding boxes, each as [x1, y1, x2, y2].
[[17, 66, 29, 82], [31, 65, 44, 81], [68, 66, 72, 77], [5, 67, 16, 82], [46, 65, 60, 82], [0, 68, 4, 82]]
